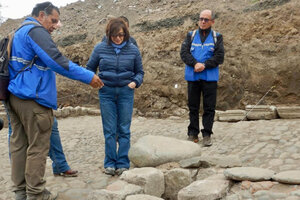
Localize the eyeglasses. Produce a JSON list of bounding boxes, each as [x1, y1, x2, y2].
[[112, 33, 125, 38], [199, 18, 211, 23]]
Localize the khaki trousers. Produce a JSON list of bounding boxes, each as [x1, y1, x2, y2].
[[8, 94, 53, 196]]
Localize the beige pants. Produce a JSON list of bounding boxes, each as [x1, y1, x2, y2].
[[8, 94, 53, 197]]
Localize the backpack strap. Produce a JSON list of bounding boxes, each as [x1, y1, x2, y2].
[[8, 21, 41, 59], [13, 56, 38, 79], [190, 29, 197, 42], [212, 30, 217, 45], [9, 22, 41, 78], [191, 29, 218, 45], [7, 33, 14, 62]]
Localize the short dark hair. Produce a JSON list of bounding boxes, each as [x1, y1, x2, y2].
[[106, 18, 130, 44], [31, 1, 60, 17], [119, 16, 129, 26]]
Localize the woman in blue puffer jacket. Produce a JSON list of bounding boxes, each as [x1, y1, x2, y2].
[[87, 18, 144, 176]]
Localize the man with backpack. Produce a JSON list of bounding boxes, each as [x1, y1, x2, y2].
[[180, 9, 224, 147], [6, 2, 103, 200]]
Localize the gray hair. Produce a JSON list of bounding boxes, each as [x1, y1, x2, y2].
[[200, 10, 215, 20]]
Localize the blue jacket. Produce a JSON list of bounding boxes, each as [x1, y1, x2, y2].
[[184, 29, 220, 81], [8, 17, 94, 109], [86, 41, 144, 88]]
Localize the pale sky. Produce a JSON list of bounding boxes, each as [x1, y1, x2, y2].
[[0, 0, 82, 20]]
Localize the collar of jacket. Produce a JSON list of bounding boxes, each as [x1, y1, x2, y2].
[[24, 17, 41, 25], [198, 27, 212, 36]]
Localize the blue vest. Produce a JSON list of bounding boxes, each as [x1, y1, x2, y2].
[[184, 29, 219, 81]]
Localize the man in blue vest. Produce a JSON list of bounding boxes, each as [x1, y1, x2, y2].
[[180, 9, 224, 146], [7, 2, 103, 200]]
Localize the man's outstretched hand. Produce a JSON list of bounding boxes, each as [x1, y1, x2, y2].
[[90, 75, 104, 89]]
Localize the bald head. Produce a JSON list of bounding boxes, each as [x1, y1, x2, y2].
[[200, 10, 215, 19]]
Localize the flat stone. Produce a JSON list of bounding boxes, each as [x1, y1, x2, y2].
[[97, 180, 143, 200], [57, 189, 97, 200], [224, 167, 275, 181], [245, 105, 278, 120], [178, 179, 230, 200], [88, 108, 100, 115], [129, 135, 201, 167], [272, 170, 300, 184], [218, 110, 246, 122], [180, 155, 242, 168], [277, 106, 300, 119], [126, 194, 164, 200]]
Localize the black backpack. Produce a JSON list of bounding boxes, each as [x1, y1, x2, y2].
[[0, 22, 40, 100]]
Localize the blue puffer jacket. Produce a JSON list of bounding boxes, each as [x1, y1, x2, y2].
[[8, 17, 94, 109], [86, 41, 144, 88]]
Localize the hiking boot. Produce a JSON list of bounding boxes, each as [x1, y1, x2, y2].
[[187, 135, 199, 143], [15, 189, 26, 200], [202, 136, 212, 147], [27, 189, 56, 200], [41, 189, 56, 200], [104, 167, 115, 176], [116, 168, 128, 176]]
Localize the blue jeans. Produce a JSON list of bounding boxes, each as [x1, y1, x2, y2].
[[48, 117, 70, 174], [8, 116, 70, 174], [99, 85, 134, 169]]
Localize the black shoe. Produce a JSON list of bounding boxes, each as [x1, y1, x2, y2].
[[187, 135, 199, 143], [202, 136, 212, 147]]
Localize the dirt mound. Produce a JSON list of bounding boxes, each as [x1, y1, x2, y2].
[[1, 0, 299, 117]]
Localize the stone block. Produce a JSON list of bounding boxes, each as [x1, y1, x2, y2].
[[218, 110, 246, 122], [245, 105, 278, 120], [277, 106, 300, 119]]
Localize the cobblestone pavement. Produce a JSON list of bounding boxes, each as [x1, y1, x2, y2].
[[0, 116, 300, 199]]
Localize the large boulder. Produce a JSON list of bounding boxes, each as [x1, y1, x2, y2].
[[129, 135, 201, 167]]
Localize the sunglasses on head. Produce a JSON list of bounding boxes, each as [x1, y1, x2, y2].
[[199, 18, 211, 23], [44, 3, 53, 13]]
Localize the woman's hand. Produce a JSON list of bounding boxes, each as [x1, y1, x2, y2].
[[128, 82, 136, 89]]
